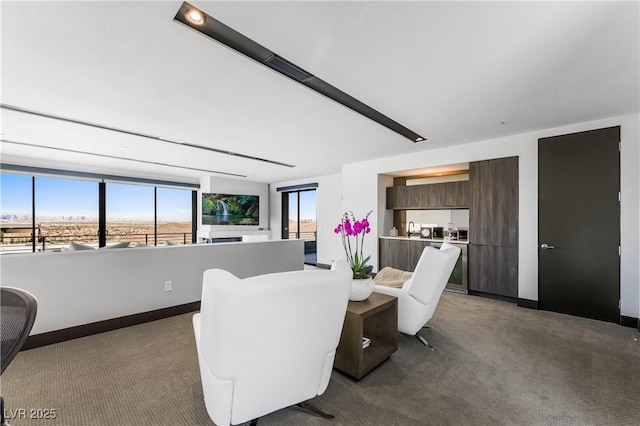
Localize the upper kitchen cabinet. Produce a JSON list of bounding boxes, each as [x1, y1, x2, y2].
[[469, 157, 518, 247], [386, 181, 469, 209]]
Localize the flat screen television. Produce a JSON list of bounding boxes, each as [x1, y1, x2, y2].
[[202, 193, 259, 226]]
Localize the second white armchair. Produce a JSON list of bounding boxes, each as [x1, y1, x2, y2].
[[374, 243, 461, 349]]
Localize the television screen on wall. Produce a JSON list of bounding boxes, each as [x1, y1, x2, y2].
[[202, 193, 259, 225]]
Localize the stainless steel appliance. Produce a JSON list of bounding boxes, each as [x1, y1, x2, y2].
[[432, 227, 444, 238]]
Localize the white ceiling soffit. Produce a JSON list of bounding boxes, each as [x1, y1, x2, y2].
[[1, 1, 638, 183], [389, 163, 470, 179]]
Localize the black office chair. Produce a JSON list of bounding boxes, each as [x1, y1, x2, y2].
[[1, 287, 38, 426]]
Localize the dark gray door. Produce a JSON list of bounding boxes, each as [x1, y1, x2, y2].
[[538, 127, 620, 323]]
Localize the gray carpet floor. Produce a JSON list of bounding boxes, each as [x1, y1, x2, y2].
[[2, 292, 639, 426]]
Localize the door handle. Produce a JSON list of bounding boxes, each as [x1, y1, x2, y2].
[[540, 243, 555, 249]]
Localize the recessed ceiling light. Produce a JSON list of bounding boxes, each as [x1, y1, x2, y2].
[[185, 9, 205, 25], [415, 137, 425, 142], [121, 146, 128, 150]]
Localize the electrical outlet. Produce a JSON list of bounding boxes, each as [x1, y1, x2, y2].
[[164, 280, 172, 292]]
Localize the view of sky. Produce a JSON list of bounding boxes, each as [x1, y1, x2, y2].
[[0, 174, 192, 222], [288, 190, 316, 221]]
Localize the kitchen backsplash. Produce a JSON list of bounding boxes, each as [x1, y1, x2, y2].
[[405, 209, 469, 231]]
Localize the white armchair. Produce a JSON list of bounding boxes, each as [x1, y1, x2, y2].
[[192, 260, 352, 426], [374, 243, 461, 349]]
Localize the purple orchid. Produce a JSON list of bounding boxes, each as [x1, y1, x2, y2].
[[334, 210, 373, 279]]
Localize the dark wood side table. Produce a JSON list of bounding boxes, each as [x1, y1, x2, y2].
[[334, 292, 398, 380]]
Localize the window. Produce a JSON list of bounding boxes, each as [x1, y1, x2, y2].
[[281, 189, 317, 265], [35, 176, 99, 250], [0, 173, 33, 253], [287, 192, 299, 239], [157, 187, 192, 245], [299, 190, 317, 241], [106, 183, 155, 246], [0, 169, 197, 253]]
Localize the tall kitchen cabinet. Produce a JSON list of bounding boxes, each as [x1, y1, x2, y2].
[[469, 157, 518, 298]]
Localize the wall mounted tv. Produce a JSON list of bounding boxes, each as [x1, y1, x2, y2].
[[202, 193, 259, 226]]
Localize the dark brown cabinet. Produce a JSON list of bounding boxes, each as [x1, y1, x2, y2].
[[468, 157, 519, 297], [378, 238, 424, 272], [468, 245, 517, 297], [386, 181, 469, 209], [379, 238, 411, 272], [469, 157, 518, 246]]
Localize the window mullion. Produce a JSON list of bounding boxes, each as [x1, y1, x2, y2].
[[154, 187, 157, 246], [31, 176, 36, 252], [98, 182, 106, 247]]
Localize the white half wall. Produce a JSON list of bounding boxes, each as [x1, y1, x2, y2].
[[341, 113, 639, 318], [269, 173, 344, 266], [0, 240, 304, 334]]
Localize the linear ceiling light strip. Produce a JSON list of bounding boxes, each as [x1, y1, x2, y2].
[[0, 163, 201, 189], [0, 139, 246, 178], [0, 104, 294, 168], [173, 2, 426, 143]]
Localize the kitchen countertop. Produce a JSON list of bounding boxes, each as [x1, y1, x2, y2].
[[379, 236, 469, 245]]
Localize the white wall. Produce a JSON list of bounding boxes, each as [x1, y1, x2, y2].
[[405, 210, 452, 232], [380, 174, 402, 240], [451, 210, 470, 228], [339, 113, 639, 318], [198, 176, 270, 239], [0, 240, 304, 334], [616, 116, 639, 320], [269, 173, 344, 266]]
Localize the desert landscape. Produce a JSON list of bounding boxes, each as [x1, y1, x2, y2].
[[0, 221, 192, 253], [2, 219, 316, 253], [288, 219, 316, 240]]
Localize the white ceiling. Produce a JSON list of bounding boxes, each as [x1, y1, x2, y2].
[[1, 1, 638, 185]]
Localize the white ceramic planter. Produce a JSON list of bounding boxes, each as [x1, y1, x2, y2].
[[349, 277, 374, 301]]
